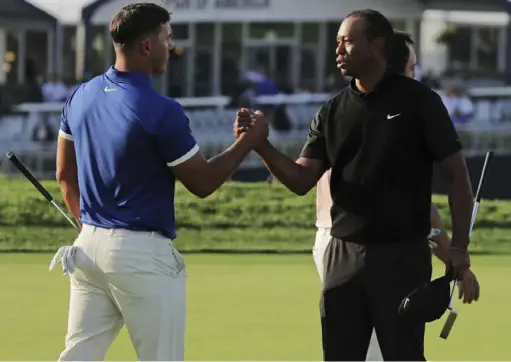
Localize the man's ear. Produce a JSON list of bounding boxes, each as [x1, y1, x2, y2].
[[372, 37, 386, 56], [139, 37, 152, 55]]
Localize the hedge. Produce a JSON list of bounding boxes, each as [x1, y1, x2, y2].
[[1, 176, 510, 252]]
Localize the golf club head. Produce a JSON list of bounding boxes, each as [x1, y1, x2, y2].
[[439, 309, 458, 339]]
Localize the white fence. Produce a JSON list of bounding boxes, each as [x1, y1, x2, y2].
[[2, 88, 511, 179]]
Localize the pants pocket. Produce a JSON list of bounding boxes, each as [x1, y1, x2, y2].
[[168, 243, 186, 276]]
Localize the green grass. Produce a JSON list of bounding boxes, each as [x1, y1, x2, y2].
[[1, 177, 511, 253], [0, 253, 510, 361]]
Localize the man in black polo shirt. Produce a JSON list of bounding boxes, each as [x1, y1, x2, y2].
[[235, 9, 474, 361]]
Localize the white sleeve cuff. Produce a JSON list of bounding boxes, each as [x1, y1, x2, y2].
[[166, 144, 200, 167], [59, 129, 74, 141]]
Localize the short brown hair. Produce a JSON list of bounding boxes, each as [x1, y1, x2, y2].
[[109, 2, 171, 49], [389, 30, 414, 74]]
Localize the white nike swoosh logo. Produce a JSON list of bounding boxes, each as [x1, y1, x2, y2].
[[387, 113, 401, 119], [104, 87, 116, 92]]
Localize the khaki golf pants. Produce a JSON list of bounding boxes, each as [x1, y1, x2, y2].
[[58, 224, 187, 361], [313, 227, 383, 361]]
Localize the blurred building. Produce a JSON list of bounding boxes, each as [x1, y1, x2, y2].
[[0, 0, 58, 85], [421, 0, 510, 83], [0, 0, 509, 95], [77, 0, 424, 97]]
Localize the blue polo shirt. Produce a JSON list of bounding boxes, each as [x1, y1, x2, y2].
[[59, 66, 199, 239]]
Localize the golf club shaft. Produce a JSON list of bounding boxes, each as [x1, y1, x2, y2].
[[5, 151, 81, 231], [452, 150, 493, 298], [441, 150, 493, 339]]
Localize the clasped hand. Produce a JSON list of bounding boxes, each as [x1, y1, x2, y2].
[[233, 108, 269, 145]]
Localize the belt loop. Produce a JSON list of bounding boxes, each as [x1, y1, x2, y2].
[[110, 228, 114, 235]]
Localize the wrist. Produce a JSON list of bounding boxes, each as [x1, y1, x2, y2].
[[254, 139, 271, 154], [237, 132, 258, 149], [450, 245, 469, 253], [450, 236, 470, 250]]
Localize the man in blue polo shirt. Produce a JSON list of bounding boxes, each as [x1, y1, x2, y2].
[[54, 3, 267, 361]]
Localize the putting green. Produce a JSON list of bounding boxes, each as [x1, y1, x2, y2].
[[0, 253, 509, 360]]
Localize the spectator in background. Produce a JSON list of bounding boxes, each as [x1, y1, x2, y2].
[[244, 65, 281, 97], [42, 74, 69, 102], [441, 85, 474, 124]]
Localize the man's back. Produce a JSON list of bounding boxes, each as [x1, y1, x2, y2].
[[61, 67, 197, 239]]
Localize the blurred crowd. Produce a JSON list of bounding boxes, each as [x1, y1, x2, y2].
[[3, 53, 475, 146]]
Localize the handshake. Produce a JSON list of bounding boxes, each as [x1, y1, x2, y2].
[[232, 108, 269, 147]]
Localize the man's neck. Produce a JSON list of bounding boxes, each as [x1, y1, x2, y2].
[[354, 61, 388, 94], [114, 56, 152, 78]]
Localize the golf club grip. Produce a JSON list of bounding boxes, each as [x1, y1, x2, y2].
[[5, 151, 54, 202], [474, 151, 493, 202]]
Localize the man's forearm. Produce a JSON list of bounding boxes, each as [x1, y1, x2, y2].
[[201, 135, 253, 196], [430, 204, 451, 265], [447, 179, 474, 250], [255, 140, 312, 195], [59, 179, 81, 227]]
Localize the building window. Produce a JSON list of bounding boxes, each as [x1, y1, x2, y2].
[[220, 23, 242, 96], [5, 32, 19, 85], [300, 23, 320, 91], [172, 24, 189, 40], [299, 47, 316, 91], [167, 47, 189, 97], [62, 26, 77, 84], [442, 25, 499, 72], [445, 26, 471, 69], [476, 27, 498, 71], [90, 26, 106, 76], [302, 23, 319, 43], [194, 23, 214, 96], [26, 31, 48, 81]]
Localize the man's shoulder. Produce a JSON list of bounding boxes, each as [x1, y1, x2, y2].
[[327, 87, 350, 104], [319, 88, 349, 112], [393, 75, 437, 97], [162, 96, 186, 112]]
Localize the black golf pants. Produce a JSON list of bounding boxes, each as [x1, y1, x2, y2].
[[320, 238, 433, 361]]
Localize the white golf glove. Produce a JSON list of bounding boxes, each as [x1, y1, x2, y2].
[[49, 245, 78, 275]]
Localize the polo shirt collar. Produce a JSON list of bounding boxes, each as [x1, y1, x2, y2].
[[349, 67, 398, 97], [106, 66, 152, 87]]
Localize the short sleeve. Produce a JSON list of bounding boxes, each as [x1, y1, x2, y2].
[[157, 100, 199, 167], [420, 89, 462, 161], [59, 84, 82, 142], [300, 102, 330, 167], [59, 96, 74, 141]]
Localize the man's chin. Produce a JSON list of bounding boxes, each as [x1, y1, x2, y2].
[[340, 68, 352, 77]]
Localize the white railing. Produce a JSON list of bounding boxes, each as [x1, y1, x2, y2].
[[12, 85, 511, 113], [12, 92, 332, 114], [3, 88, 511, 179]]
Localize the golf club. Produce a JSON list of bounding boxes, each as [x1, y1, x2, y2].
[[5, 151, 81, 231], [439, 150, 493, 339]]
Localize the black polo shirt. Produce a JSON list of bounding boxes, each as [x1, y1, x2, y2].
[[302, 69, 462, 243]]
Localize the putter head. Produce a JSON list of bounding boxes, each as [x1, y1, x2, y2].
[[440, 309, 458, 339]]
